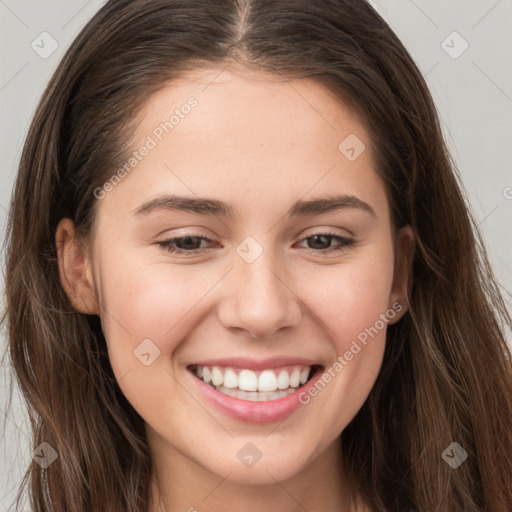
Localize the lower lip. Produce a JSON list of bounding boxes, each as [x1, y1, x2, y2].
[[188, 366, 324, 424]]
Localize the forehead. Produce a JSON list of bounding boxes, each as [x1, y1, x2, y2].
[[98, 66, 389, 225], [137, 66, 371, 157]]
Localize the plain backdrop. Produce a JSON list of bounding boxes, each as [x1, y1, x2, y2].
[[1, 1, 511, 509]]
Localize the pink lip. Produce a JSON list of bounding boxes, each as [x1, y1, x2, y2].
[[188, 365, 324, 424], [189, 356, 319, 371]]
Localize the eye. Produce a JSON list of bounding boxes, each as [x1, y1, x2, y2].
[[156, 232, 355, 256], [294, 232, 355, 253], [156, 235, 217, 255]]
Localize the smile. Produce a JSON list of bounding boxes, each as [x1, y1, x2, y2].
[[188, 364, 314, 401], [186, 358, 324, 423]]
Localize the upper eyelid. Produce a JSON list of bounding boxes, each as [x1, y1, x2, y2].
[[156, 232, 355, 253], [157, 231, 353, 244], [157, 225, 354, 240]]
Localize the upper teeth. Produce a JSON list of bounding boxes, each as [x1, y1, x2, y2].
[[193, 365, 312, 392]]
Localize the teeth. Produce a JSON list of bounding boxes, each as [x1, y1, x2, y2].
[[202, 366, 211, 384], [223, 368, 238, 389], [211, 366, 223, 386], [277, 370, 290, 390], [289, 368, 300, 388], [300, 368, 310, 385], [258, 370, 277, 392], [191, 364, 314, 396], [239, 369, 258, 391]]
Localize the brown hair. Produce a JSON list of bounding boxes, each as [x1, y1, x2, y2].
[[2, 1, 512, 511]]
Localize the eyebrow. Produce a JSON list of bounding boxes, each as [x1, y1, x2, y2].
[[132, 193, 377, 219]]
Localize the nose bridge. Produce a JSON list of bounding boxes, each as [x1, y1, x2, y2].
[[218, 236, 302, 338]]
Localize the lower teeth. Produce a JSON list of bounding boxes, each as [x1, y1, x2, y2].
[[210, 384, 298, 401]]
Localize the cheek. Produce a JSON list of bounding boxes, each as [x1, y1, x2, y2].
[[94, 245, 220, 384], [296, 242, 395, 429], [94, 250, 226, 424], [305, 242, 395, 346]]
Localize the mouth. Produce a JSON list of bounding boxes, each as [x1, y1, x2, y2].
[[187, 363, 323, 402]]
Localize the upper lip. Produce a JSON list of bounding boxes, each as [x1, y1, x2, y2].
[[188, 356, 322, 371]]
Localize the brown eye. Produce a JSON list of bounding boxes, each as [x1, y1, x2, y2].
[[296, 232, 355, 253], [156, 235, 217, 255]]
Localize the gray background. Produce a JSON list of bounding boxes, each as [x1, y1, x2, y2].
[[1, 1, 511, 509]]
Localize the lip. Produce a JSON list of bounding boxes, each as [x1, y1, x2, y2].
[[187, 364, 324, 424], [188, 356, 320, 371]]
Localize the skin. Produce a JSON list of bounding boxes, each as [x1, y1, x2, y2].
[[56, 66, 415, 512]]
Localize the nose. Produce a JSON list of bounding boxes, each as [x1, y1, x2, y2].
[[217, 248, 303, 339]]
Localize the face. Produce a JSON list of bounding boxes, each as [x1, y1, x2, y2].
[[57, 67, 413, 491]]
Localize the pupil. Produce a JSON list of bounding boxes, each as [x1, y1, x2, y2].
[[177, 236, 200, 250], [310, 235, 330, 249]]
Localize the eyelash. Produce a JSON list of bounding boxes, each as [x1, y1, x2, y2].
[[156, 232, 355, 256]]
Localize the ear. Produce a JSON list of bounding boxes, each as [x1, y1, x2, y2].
[[55, 218, 99, 315], [388, 225, 415, 324]]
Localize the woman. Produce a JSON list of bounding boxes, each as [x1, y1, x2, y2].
[[2, 1, 512, 511]]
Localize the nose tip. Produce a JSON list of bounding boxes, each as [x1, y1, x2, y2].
[[217, 257, 302, 339]]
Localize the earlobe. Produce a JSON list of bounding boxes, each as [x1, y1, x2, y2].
[[55, 218, 99, 315], [388, 225, 415, 324]]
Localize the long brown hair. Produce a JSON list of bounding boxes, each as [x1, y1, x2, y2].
[[2, 1, 511, 511]]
